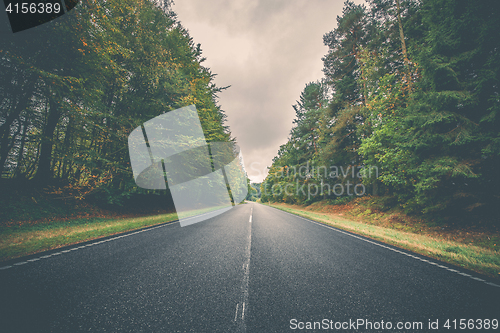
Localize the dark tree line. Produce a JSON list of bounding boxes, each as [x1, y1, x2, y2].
[[262, 0, 499, 219], [0, 0, 232, 205]]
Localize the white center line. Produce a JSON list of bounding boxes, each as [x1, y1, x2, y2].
[[235, 211, 252, 332], [234, 303, 239, 322]]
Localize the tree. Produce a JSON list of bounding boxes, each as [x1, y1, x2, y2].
[[1, 0, 233, 207]]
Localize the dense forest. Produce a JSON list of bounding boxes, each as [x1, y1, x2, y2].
[[0, 0, 234, 218], [261, 0, 499, 221]]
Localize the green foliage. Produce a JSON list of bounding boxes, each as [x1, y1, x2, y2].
[[264, 0, 500, 221], [0, 0, 232, 206], [246, 183, 261, 201]]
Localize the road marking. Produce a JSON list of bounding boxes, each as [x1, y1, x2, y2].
[[0, 266, 12, 270], [234, 303, 239, 322], [13, 262, 27, 266], [272, 206, 500, 289], [235, 212, 252, 332], [249, 215, 252, 223]]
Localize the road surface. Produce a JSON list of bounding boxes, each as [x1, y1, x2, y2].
[[1, 202, 499, 332]]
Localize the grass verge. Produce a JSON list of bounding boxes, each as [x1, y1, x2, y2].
[[0, 203, 248, 262], [0, 213, 178, 262], [265, 202, 500, 279]]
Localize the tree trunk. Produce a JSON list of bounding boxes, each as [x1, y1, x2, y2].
[[60, 116, 73, 180], [35, 97, 61, 183], [0, 78, 36, 173], [13, 117, 28, 178], [395, 0, 412, 90], [372, 180, 378, 196]]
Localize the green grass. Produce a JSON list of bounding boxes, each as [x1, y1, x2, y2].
[[0, 213, 179, 262], [265, 203, 500, 279], [0, 203, 250, 262]]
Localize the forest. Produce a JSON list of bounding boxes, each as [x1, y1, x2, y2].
[[1, 0, 499, 226], [261, 0, 499, 223], [0, 0, 234, 220]]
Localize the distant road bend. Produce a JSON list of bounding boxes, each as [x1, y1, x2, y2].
[[1, 202, 499, 332]]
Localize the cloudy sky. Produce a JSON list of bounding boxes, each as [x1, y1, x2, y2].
[[173, 0, 363, 183]]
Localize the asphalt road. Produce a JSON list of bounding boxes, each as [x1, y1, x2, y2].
[[1, 202, 499, 332]]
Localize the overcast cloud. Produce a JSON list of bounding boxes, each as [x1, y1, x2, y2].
[[173, 0, 363, 182]]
